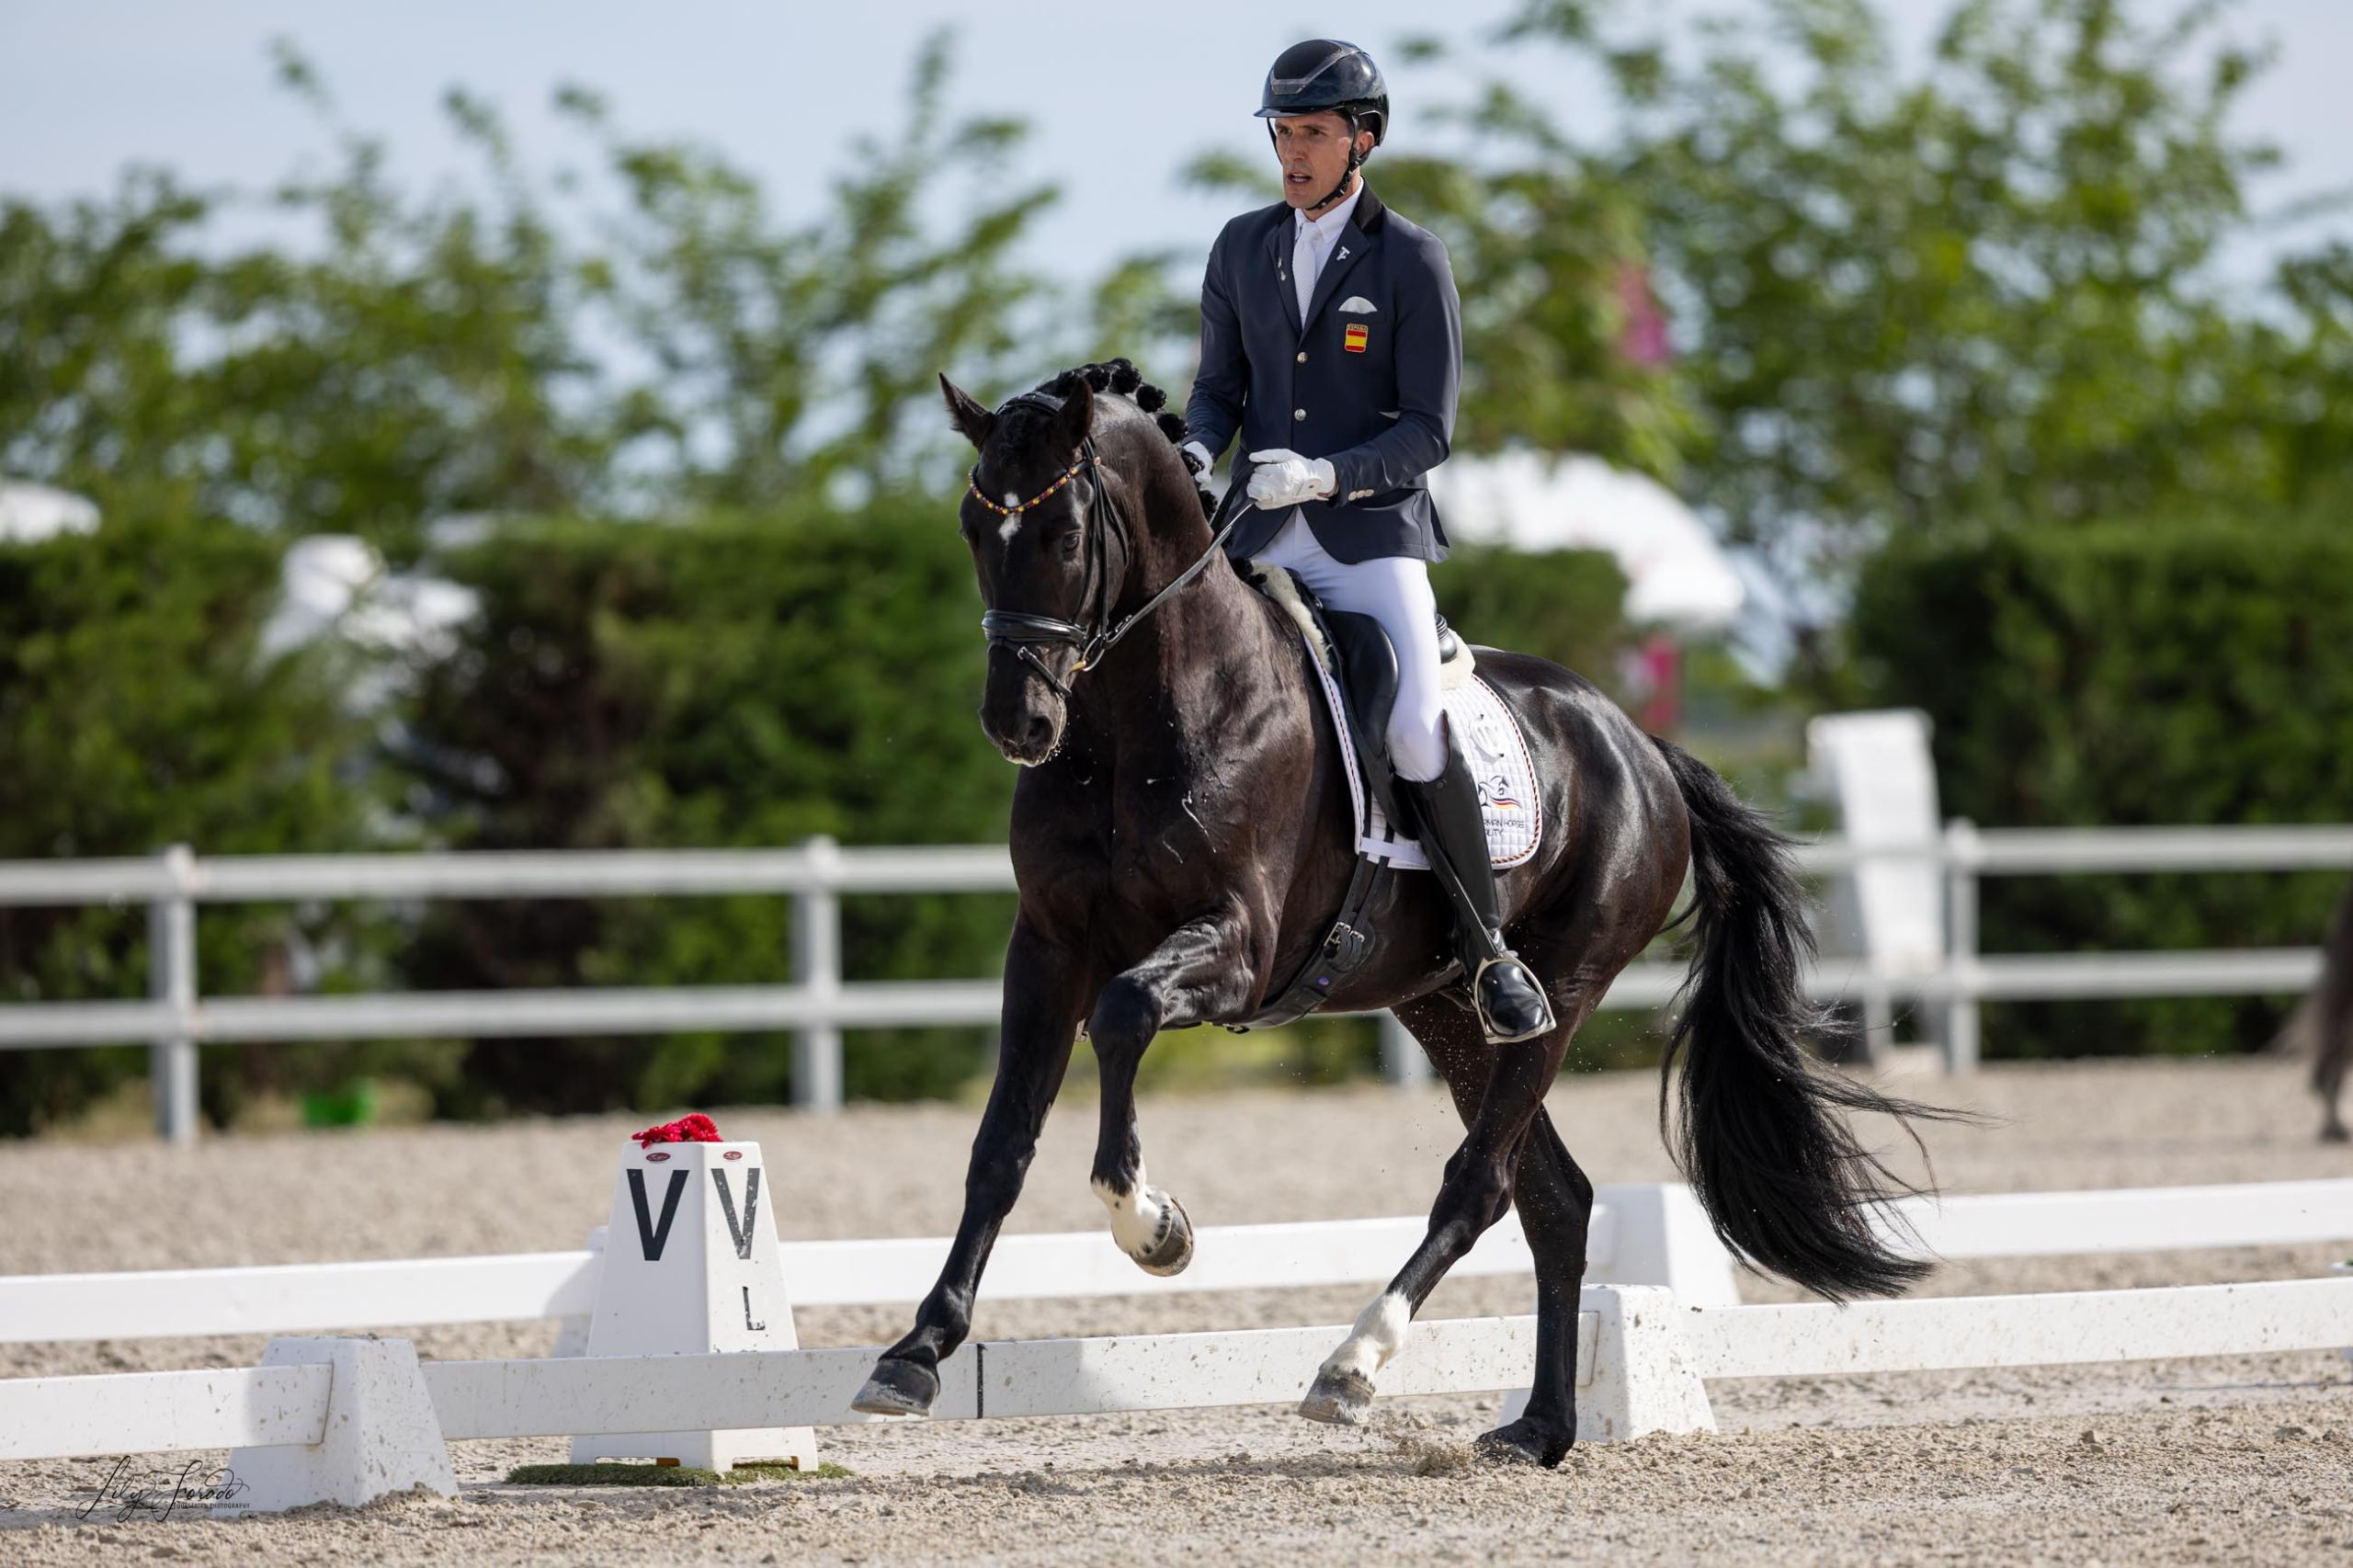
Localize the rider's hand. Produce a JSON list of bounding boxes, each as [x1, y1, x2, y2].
[[1179, 440, 1214, 477], [1246, 449, 1336, 509]]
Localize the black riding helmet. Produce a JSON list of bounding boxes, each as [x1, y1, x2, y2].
[[1256, 40, 1389, 213]]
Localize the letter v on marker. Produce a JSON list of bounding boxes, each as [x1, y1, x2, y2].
[[627, 1167, 689, 1261], [710, 1167, 762, 1261]]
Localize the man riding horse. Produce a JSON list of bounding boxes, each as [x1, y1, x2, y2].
[[852, 39, 1949, 1467], [1183, 38, 1555, 1047]]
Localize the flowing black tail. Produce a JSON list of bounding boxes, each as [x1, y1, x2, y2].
[[1652, 735, 1958, 1300]]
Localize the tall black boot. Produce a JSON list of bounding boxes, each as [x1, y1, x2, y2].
[[1396, 733, 1558, 1044]]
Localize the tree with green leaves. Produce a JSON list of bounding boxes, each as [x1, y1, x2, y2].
[[1465, 0, 2348, 656], [0, 32, 1063, 553]]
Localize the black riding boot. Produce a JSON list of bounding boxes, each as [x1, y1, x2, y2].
[[1396, 734, 1558, 1044]]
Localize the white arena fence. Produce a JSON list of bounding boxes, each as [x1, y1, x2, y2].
[[7, 1177, 2351, 1346], [3, 822, 2350, 1142], [1, 1176, 2348, 1513]]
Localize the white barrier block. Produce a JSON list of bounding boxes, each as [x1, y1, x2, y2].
[[1578, 1286, 1717, 1442], [1498, 1286, 1717, 1442], [568, 1140, 818, 1471], [227, 1337, 455, 1514], [1590, 1184, 1743, 1307]]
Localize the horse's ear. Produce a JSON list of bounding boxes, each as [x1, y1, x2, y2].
[[1048, 376, 1095, 456], [939, 374, 996, 449]]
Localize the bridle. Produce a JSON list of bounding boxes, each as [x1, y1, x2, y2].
[[971, 398, 1249, 700]]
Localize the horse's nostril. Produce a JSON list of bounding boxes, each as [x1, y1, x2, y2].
[[1024, 715, 1053, 754]]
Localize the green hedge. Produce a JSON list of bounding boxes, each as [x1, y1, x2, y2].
[[0, 486, 382, 1133], [396, 502, 1017, 1114], [394, 512, 1629, 1114], [0, 491, 1631, 1131], [1853, 521, 2353, 1060]]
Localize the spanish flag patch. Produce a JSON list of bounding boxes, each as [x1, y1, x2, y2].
[[1343, 323, 1370, 353]]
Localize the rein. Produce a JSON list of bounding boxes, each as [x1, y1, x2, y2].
[[976, 431, 1251, 700]]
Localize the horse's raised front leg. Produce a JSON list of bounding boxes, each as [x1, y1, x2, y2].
[[1299, 1006, 1574, 1430], [851, 918, 1088, 1417], [1088, 903, 1260, 1277]]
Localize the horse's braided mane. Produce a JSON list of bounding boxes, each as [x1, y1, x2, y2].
[[1028, 358, 1215, 520]]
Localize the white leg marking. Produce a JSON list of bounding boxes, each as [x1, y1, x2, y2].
[[1319, 1290, 1411, 1382], [1091, 1167, 1168, 1257]]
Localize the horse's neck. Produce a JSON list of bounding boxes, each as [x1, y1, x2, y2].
[[1075, 543, 1290, 766]]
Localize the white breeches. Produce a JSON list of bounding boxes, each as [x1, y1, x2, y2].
[[1256, 510, 1448, 783]]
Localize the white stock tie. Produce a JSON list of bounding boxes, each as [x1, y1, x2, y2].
[[1293, 220, 1322, 324]]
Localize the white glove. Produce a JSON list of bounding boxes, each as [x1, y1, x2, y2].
[[1245, 449, 1336, 509], [1179, 439, 1214, 477]]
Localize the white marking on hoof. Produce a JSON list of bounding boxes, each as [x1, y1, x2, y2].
[[1091, 1168, 1169, 1258], [1316, 1290, 1411, 1387]]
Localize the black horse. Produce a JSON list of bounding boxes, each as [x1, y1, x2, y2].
[[852, 362, 1943, 1466]]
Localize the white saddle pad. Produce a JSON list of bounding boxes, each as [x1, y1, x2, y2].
[[1300, 645, 1544, 872]]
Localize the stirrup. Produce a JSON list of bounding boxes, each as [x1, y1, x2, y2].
[[1472, 953, 1556, 1044]]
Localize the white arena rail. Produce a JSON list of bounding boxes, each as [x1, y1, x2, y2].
[[6, 822, 2352, 1141], [6, 1178, 2351, 1345], [6, 1272, 2351, 1514]]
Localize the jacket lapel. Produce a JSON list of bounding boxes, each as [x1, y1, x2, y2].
[[1267, 215, 1304, 335], [1302, 186, 1385, 332]]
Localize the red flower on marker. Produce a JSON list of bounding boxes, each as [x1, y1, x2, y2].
[[633, 1112, 722, 1148]]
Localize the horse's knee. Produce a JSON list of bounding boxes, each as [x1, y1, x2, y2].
[[1088, 974, 1162, 1058], [1441, 1156, 1518, 1236], [963, 1145, 1030, 1215]]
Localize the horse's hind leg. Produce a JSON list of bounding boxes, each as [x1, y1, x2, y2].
[[1088, 905, 1261, 1275], [1331, 995, 1594, 1467], [1479, 1107, 1593, 1464], [1300, 994, 1581, 1433]]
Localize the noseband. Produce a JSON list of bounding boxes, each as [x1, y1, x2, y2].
[[972, 403, 1248, 700]]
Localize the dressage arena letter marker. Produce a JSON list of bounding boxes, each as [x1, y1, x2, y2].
[[712, 1168, 761, 1260], [627, 1168, 689, 1261], [570, 1139, 818, 1471]]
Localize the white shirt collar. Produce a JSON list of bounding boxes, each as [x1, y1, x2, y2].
[[1293, 179, 1365, 246]]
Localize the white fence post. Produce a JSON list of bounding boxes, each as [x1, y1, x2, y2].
[[148, 843, 199, 1144], [1943, 818, 1982, 1074], [1379, 1010, 1430, 1087], [792, 835, 845, 1113]]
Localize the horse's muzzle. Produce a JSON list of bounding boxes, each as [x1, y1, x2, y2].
[[981, 653, 1069, 767]]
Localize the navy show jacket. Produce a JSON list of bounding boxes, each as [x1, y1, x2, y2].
[[1185, 184, 1464, 564]]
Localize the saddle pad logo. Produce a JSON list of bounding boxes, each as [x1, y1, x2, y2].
[[1480, 776, 1523, 812], [1343, 323, 1370, 354]]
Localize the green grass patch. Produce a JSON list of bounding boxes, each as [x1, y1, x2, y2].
[[505, 1460, 855, 1487]]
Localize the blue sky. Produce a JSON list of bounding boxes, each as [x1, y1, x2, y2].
[[5, 0, 2348, 294]]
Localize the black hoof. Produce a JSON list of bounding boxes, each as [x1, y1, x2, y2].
[[1298, 1367, 1376, 1426], [2323, 1121, 2350, 1145], [1133, 1190, 1194, 1277], [1474, 1416, 1573, 1468], [849, 1355, 938, 1417]]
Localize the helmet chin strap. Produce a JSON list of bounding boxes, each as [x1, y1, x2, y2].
[[1306, 116, 1366, 215]]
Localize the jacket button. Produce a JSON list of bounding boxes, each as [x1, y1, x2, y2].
[[1294, 408, 1306, 421], [1295, 351, 1307, 364]]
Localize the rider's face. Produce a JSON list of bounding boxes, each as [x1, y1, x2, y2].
[[1273, 112, 1369, 212]]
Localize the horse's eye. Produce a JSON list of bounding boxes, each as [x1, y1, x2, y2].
[[1059, 530, 1082, 559]]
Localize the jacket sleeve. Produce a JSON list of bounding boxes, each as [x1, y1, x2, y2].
[[1324, 231, 1461, 500], [1184, 222, 1247, 464]]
